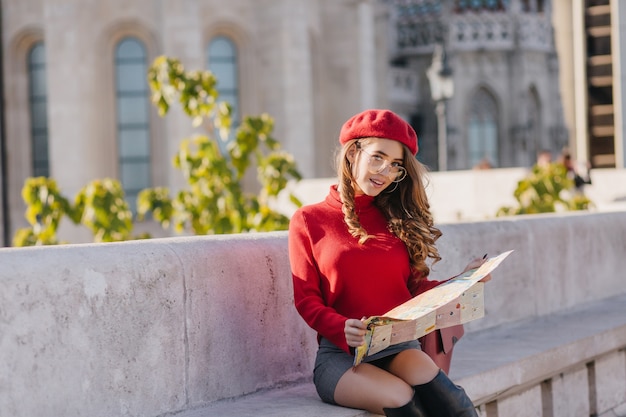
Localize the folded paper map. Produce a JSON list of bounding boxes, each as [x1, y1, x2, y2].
[[353, 250, 514, 366]]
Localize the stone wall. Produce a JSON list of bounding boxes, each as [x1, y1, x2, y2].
[[1, 211, 625, 416]]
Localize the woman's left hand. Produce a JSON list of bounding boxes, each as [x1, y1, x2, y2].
[[463, 256, 492, 283]]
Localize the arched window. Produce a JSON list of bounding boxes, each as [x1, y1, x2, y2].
[[527, 86, 541, 161], [468, 88, 499, 168], [207, 36, 240, 141], [114, 37, 151, 211], [28, 42, 49, 177]]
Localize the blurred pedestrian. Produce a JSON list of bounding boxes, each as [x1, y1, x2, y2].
[[473, 157, 493, 170], [558, 148, 591, 193], [536, 149, 552, 169]]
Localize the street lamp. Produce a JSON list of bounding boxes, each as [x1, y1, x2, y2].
[[427, 43, 454, 171]]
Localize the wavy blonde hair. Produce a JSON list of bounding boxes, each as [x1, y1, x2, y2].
[[336, 139, 442, 279]]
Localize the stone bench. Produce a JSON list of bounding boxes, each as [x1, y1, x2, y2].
[[1, 211, 626, 417], [170, 293, 626, 417]]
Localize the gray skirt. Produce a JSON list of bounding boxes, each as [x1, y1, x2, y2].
[[313, 337, 421, 404]]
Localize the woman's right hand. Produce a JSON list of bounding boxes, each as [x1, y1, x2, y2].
[[344, 318, 367, 347]]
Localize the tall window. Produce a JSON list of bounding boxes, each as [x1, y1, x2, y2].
[[28, 42, 49, 177], [115, 37, 151, 211], [527, 87, 541, 162], [207, 36, 239, 144], [468, 88, 499, 168]]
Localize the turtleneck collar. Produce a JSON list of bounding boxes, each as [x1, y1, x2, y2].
[[326, 184, 376, 212]]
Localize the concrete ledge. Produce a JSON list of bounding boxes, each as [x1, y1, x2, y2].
[[169, 293, 626, 417], [2, 211, 626, 416], [278, 168, 626, 224], [171, 383, 372, 417], [451, 293, 626, 404]]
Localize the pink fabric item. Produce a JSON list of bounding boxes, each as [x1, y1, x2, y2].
[[339, 109, 418, 155]]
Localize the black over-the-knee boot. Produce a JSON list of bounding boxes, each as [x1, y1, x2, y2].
[[413, 370, 478, 417], [383, 398, 426, 417]]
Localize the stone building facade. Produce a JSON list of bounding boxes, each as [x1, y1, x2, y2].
[[1, 0, 625, 245], [0, 0, 392, 243], [385, 0, 568, 170]]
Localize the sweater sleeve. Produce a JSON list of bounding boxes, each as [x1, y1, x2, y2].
[[288, 210, 352, 353]]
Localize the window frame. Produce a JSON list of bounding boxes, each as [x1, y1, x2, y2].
[[114, 36, 152, 212], [27, 41, 49, 177], [467, 87, 500, 168]]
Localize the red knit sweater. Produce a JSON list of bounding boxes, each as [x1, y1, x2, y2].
[[288, 185, 441, 354]]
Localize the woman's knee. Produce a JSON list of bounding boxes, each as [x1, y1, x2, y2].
[[333, 365, 414, 413], [382, 382, 414, 409], [387, 349, 440, 385]]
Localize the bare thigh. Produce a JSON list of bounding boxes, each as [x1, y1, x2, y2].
[[334, 349, 440, 415], [333, 362, 414, 415], [386, 348, 440, 386]]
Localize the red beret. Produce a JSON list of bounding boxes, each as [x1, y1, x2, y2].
[[339, 109, 418, 155]]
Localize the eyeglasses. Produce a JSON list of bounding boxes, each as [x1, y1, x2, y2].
[[358, 147, 407, 182]]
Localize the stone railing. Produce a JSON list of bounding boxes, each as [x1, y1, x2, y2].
[[392, 12, 554, 54], [450, 13, 514, 51], [1, 210, 625, 416]]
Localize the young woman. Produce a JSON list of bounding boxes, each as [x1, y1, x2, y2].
[[288, 109, 489, 416]]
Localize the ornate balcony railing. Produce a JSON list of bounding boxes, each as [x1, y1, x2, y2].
[[516, 13, 553, 52], [449, 13, 513, 50], [392, 11, 553, 55]]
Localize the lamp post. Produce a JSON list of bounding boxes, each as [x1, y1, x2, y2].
[[427, 43, 454, 171]]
